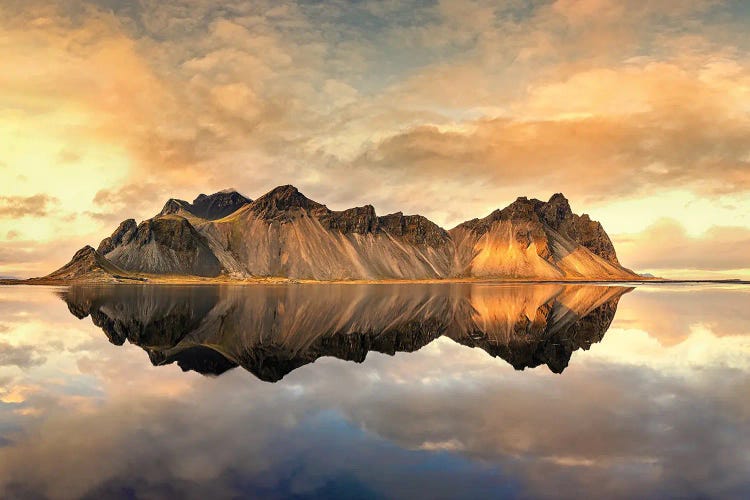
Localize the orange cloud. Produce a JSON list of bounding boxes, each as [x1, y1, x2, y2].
[[0, 195, 58, 218], [615, 218, 750, 272], [1, 0, 749, 276]]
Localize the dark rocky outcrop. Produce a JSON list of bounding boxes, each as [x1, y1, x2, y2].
[[321, 205, 380, 234], [160, 189, 251, 220], [97, 219, 137, 255], [378, 212, 451, 247], [191, 190, 252, 219], [102, 216, 223, 277], [249, 185, 324, 220], [42, 246, 128, 282]]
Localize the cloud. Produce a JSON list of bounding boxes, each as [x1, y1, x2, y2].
[[92, 182, 172, 219], [1, 282, 750, 498], [615, 218, 750, 271], [1, 322, 749, 498], [0, 342, 46, 368], [613, 286, 750, 346], [1, 0, 750, 274], [0, 195, 58, 218], [0, 239, 90, 278], [352, 58, 750, 204]]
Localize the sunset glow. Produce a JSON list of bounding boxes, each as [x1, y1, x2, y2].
[[2, 0, 750, 278]]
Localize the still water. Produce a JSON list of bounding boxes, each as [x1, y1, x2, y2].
[[0, 283, 748, 499]]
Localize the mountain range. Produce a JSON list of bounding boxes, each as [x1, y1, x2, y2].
[[42, 185, 638, 282], [60, 283, 630, 381]]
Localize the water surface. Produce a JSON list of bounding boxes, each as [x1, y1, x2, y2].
[[0, 283, 748, 499]]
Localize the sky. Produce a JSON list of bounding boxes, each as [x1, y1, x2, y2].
[[1, 0, 750, 278]]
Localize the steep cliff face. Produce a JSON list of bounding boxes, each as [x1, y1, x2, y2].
[[450, 194, 634, 279], [43, 246, 128, 282], [97, 219, 137, 255], [99, 215, 223, 277], [201, 185, 455, 280], [540, 193, 621, 265], [49, 186, 637, 280]]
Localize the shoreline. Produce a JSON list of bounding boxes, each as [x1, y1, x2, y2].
[[2, 276, 748, 286]]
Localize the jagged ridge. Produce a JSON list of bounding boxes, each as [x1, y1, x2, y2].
[[160, 189, 252, 220], [48, 186, 638, 281], [43, 246, 129, 282]]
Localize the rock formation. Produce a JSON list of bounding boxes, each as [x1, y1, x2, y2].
[[450, 194, 632, 279], [42, 246, 130, 282], [59, 283, 631, 381], [47, 185, 638, 281], [97, 215, 223, 277], [159, 189, 251, 220]]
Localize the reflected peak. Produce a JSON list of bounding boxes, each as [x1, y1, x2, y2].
[[60, 284, 631, 382]]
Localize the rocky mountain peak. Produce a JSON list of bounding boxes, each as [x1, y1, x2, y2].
[[500, 197, 544, 219], [44, 245, 127, 281], [189, 189, 251, 220], [541, 193, 573, 227], [320, 204, 379, 234], [449, 192, 627, 270], [98, 219, 137, 255], [159, 191, 250, 220], [72, 245, 96, 261], [159, 199, 189, 216], [250, 185, 323, 218], [261, 184, 306, 202], [378, 212, 451, 247]]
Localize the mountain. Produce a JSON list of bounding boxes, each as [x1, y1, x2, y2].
[[96, 215, 223, 277], [40, 246, 132, 282], [48, 186, 638, 281], [159, 189, 252, 220], [450, 194, 632, 279], [59, 283, 631, 381]]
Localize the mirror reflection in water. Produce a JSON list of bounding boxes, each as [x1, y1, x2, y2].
[[60, 284, 630, 381]]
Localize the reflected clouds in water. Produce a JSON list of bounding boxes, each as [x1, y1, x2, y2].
[[0, 284, 748, 499]]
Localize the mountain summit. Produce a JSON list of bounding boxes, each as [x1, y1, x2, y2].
[[48, 186, 637, 281], [160, 189, 251, 220]]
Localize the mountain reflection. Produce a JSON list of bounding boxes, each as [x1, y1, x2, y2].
[[59, 284, 631, 381]]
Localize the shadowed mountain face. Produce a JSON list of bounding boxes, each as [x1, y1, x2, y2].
[[60, 284, 630, 382], [48, 186, 638, 281], [159, 190, 252, 220]]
